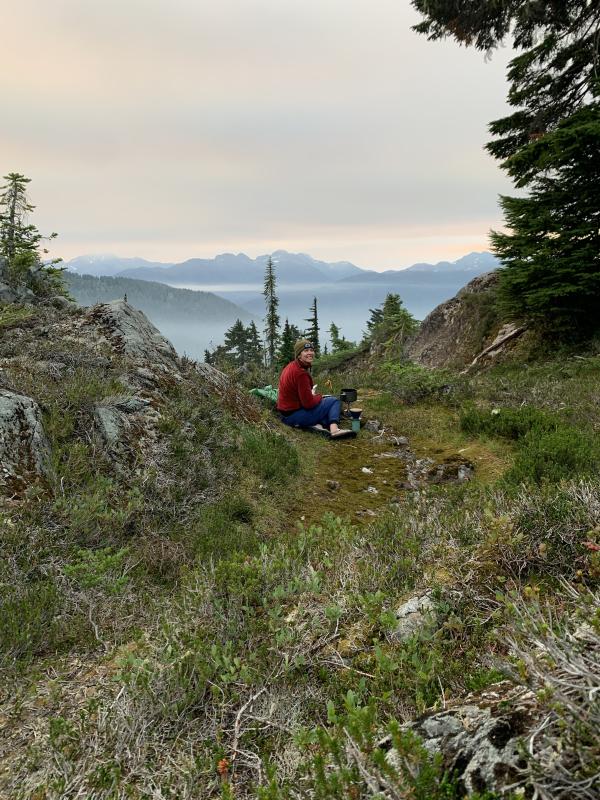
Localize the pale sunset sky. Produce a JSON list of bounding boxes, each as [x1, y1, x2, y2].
[[2, 0, 515, 270]]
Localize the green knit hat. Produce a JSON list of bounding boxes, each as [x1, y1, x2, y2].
[[294, 338, 314, 358]]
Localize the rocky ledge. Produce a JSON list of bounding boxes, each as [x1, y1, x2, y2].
[[0, 298, 244, 498]]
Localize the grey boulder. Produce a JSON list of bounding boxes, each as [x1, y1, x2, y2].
[[0, 390, 51, 489], [85, 300, 178, 369], [391, 591, 437, 641], [0, 281, 19, 304]]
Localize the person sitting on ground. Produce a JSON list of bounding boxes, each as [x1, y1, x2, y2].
[[276, 339, 352, 438]]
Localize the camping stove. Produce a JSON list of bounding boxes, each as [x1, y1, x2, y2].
[[340, 388, 362, 432], [340, 388, 357, 416]]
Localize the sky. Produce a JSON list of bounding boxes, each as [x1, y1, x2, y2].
[[2, 0, 516, 271]]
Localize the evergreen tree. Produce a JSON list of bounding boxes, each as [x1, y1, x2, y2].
[[0, 173, 37, 262], [263, 255, 280, 366], [304, 296, 320, 356], [412, 0, 600, 335], [364, 306, 384, 339], [381, 294, 418, 337], [209, 343, 230, 367], [277, 318, 296, 367], [491, 105, 600, 332], [203, 349, 213, 365], [223, 319, 248, 365], [364, 294, 418, 342], [0, 172, 61, 291], [329, 321, 355, 353], [245, 320, 264, 365], [329, 322, 342, 351]]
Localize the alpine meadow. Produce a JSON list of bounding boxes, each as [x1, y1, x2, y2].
[[1, 2, 599, 799]]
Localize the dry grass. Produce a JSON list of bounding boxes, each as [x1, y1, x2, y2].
[[3, 334, 600, 798], [505, 587, 600, 800]]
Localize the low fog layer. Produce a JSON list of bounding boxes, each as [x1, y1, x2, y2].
[[65, 251, 496, 359]]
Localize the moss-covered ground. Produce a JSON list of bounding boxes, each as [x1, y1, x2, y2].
[[286, 392, 512, 529]]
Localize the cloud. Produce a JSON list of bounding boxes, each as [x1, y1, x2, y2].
[[2, 0, 515, 269]]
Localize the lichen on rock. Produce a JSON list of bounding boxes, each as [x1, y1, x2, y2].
[[0, 389, 51, 490], [383, 683, 539, 797], [391, 591, 437, 641], [83, 299, 179, 369]]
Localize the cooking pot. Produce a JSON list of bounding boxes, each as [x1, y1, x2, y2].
[[340, 388, 357, 404]]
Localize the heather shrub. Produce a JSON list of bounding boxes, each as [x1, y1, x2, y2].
[[504, 590, 600, 800], [460, 405, 600, 485], [241, 427, 300, 482], [0, 580, 61, 668], [460, 404, 557, 440], [506, 427, 600, 485]]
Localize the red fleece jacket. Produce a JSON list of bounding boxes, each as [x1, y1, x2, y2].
[[277, 359, 323, 411]]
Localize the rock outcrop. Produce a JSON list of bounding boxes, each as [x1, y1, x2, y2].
[[384, 683, 539, 797], [0, 280, 35, 304], [0, 296, 259, 497], [463, 322, 527, 372], [83, 300, 179, 369], [407, 271, 528, 370], [92, 393, 158, 466], [0, 390, 51, 489], [408, 272, 499, 368], [0, 256, 60, 305]]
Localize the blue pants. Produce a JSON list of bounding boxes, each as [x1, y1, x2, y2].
[[281, 396, 341, 429]]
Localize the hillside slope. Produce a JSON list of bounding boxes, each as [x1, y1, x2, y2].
[[64, 272, 254, 323], [64, 273, 257, 358], [1, 294, 598, 800]]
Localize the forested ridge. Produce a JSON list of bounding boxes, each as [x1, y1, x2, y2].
[[64, 272, 254, 323]]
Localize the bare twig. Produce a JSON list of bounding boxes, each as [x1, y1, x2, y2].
[[231, 687, 267, 764]]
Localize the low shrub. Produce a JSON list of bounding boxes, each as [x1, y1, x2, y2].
[[468, 482, 600, 584], [240, 428, 300, 483], [467, 353, 600, 432], [288, 694, 494, 800], [52, 477, 143, 547], [460, 404, 558, 440], [382, 364, 457, 404], [504, 590, 600, 800], [314, 344, 364, 373], [461, 405, 600, 485], [0, 304, 35, 329], [0, 579, 61, 668], [64, 546, 131, 593], [193, 494, 258, 561], [507, 427, 600, 485]]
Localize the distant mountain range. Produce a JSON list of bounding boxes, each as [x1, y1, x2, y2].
[[339, 251, 499, 282], [65, 249, 498, 286], [67, 254, 174, 277], [67, 250, 365, 285], [64, 249, 500, 354]]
